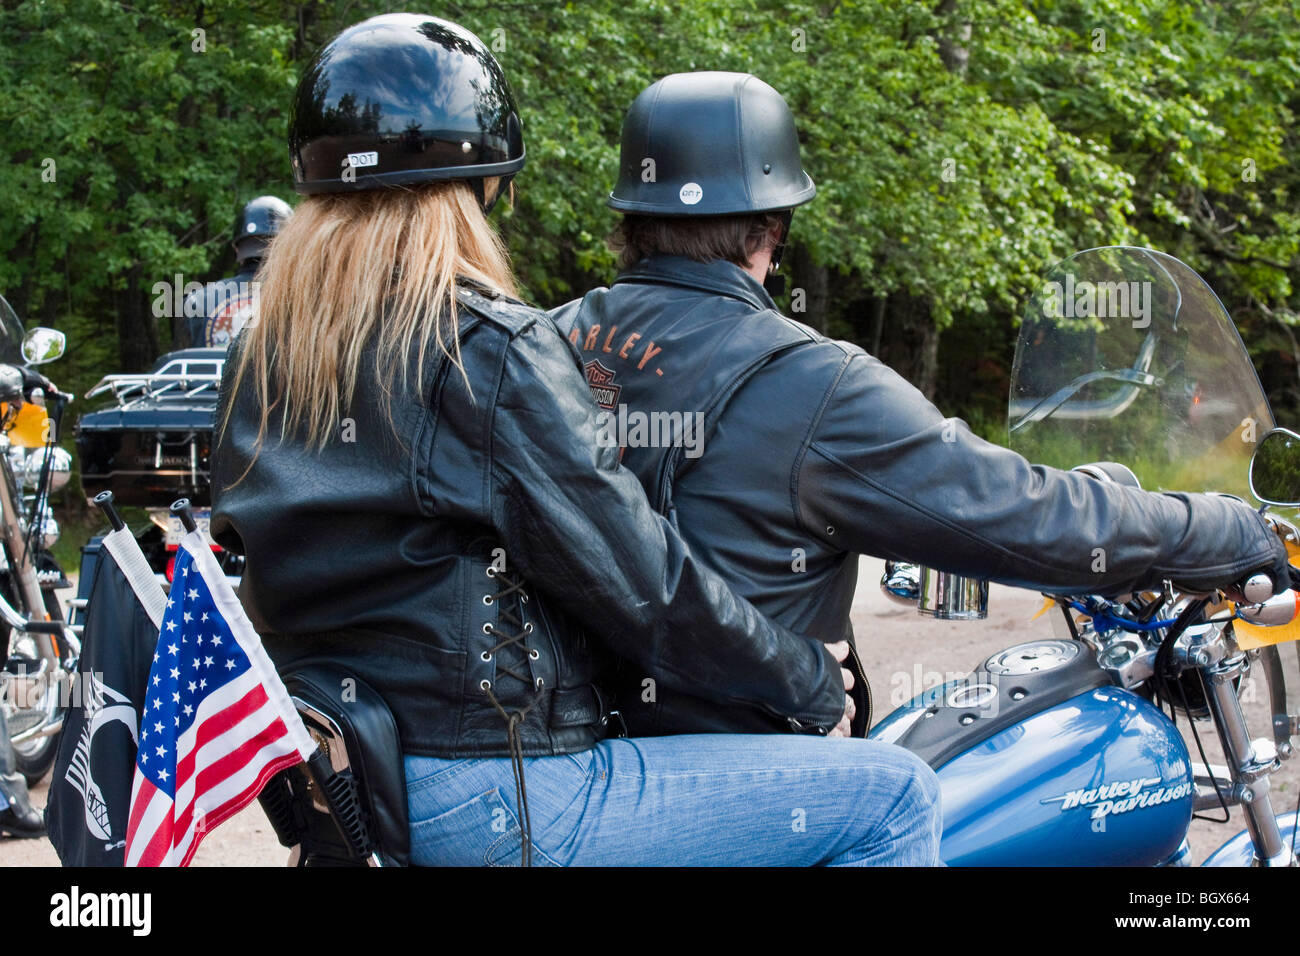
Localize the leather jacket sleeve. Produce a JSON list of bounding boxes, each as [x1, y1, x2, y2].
[[479, 318, 845, 729], [795, 349, 1282, 596]]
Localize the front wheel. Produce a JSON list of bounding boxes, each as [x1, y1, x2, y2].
[[12, 726, 58, 787]]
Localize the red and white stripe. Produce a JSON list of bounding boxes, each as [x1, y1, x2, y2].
[[125, 669, 306, 866]]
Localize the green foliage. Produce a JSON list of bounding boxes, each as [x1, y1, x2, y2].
[[1, 0, 298, 381], [0, 0, 1297, 451]]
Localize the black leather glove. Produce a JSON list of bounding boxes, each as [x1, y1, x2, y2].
[[1236, 530, 1300, 601], [17, 364, 52, 397], [1269, 534, 1300, 593]]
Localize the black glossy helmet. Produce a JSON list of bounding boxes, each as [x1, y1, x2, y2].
[[608, 72, 815, 217], [232, 195, 292, 261], [288, 13, 525, 210]]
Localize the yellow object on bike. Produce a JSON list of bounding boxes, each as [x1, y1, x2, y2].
[[2, 401, 51, 448], [1235, 537, 1300, 649]]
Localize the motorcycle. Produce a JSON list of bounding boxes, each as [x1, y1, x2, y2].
[[0, 293, 78, 785], [74, 346, 243, 587], [873, 245, 1300, 865]]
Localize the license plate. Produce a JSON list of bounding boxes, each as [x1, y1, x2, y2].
[[165, 508, 211, 546]]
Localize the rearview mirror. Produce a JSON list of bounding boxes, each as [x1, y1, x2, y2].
[[21, 327, 64, 366], [1250, 427, 1300, 506]]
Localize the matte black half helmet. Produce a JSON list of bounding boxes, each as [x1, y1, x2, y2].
[[232, 195, 292, 262], [289, 13, 525, 211], [608, 72, 815, 217]]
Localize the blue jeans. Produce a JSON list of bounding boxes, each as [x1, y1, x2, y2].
[[405, 734, 941, 866]]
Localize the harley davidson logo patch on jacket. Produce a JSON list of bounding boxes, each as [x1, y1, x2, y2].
[[584, 360, 622, 411]]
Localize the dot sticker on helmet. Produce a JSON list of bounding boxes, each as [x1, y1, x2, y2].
[[679, 182, 703, 205], [347, 151, 379, 168]]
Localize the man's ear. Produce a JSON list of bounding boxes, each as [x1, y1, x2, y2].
[[746, 222, 782, 264], [767, 210, 795, 273]]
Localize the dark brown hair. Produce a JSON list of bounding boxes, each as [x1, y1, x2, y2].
[[609, 213, 784, 271]]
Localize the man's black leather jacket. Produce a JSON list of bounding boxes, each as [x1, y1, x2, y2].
[[550, 255, 1286, 737], [209, 284, 846, 758]]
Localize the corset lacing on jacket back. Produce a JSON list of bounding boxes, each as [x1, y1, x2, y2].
[[480, 564, 543, 866]]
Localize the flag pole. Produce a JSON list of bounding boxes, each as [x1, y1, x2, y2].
[[92, 490, 125, 531], [169, 498, 198, 534], [91, 491, 166, 630]]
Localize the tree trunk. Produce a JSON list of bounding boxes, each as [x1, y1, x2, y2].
[[882, 293, 940, 401], [117, 263, 159, 372], [787, 243, 829, 331], [934, 0, 971, 75], [869, 294, 886, 355], [917, 314, 940, 400]]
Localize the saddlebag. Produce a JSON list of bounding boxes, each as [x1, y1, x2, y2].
[[258, 663, 410, 866]]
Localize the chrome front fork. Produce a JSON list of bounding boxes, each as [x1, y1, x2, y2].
[[1202, 653, 1296, 865], [0, 437, 68, 747]]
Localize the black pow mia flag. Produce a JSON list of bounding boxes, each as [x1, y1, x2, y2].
[[46, 527, 165, 866]]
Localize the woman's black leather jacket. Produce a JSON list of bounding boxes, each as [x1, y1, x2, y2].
[[210, 284, 845, 757]]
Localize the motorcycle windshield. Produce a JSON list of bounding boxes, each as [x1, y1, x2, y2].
[[0, 295, 25, 366], [1008, 246, 1271, 500]]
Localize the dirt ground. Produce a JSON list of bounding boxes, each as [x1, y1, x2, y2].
[[3, 556, 1297, 867]]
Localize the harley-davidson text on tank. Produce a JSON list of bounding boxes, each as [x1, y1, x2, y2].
[[1042, 778, 1195, 822]]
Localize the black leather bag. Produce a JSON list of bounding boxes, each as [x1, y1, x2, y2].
[[258, 663, 410, 866]]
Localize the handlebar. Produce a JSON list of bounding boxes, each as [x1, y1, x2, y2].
[[0, 363, 73, 409], [1239, 572, 1276, 605], [17, 365, 72, 405], [1237, 589, 1300, 626]]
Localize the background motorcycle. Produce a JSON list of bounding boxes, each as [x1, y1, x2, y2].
[[0, 294, 77, 785], [875, 246, 1300, 866], [73, 346, 243, 592]]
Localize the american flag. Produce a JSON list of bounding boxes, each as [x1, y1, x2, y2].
[[124, 529, 316, 866]]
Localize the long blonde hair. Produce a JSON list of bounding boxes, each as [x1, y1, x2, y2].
[[222, 180, 518, 465]]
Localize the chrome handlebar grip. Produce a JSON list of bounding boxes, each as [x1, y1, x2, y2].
[[1243, 572, 1276, 605]]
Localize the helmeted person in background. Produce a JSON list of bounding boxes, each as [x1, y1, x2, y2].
[[212, 15, 940, 867], [549, 71, 1296, 738], [174, 196, 292, 350]]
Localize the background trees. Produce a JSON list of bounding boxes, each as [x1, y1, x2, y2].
[[1, 0, 1296, 453]]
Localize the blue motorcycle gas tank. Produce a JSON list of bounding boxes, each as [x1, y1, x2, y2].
[[873, 684, 1194, 866]]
